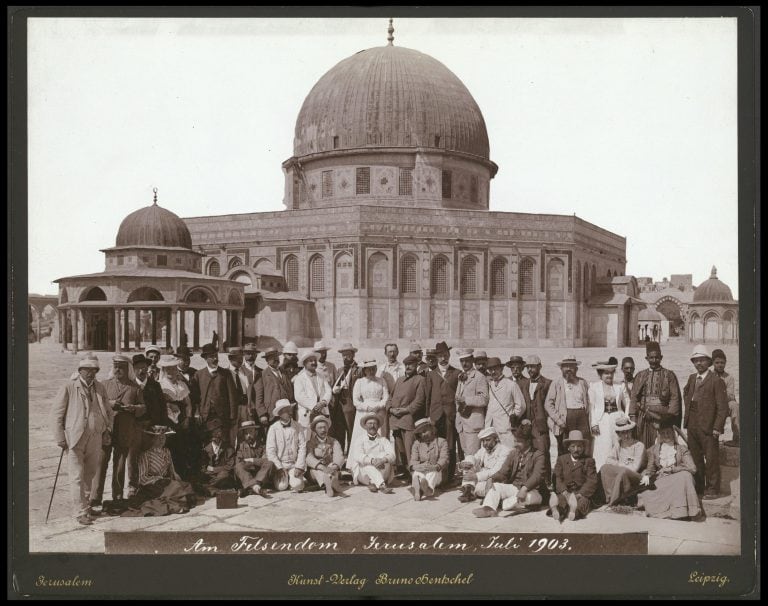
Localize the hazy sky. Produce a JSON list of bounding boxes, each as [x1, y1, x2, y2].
[[28, 17, 739, 296]]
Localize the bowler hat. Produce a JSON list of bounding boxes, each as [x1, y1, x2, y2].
[[690, 345, 712, 361], [434, 341, 451, 354], [175, 346, 192, 358], [563, 430, 588, 446], [131, 354, 149, 366], [200, 343, 218, 358], [206, 418, 223, 432], [485, 357, 503, 369], [359, 412, 380, 429], [310, 415, 332, 431], [425, 348, 438, 356], [262, 346, 281, 359], [506, 355, 525, 366]]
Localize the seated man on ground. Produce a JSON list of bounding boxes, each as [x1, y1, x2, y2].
[[347, 413, 396, 494], [473, 421, 545, 517], [197, 418, 236, 496], [550, 430, 598, 522], [265, 399, 307, 492], [235, 420, 274, 497], [457, 427, 512, 503], [409, 418, 449, 501], [305, 415, 345, 497]]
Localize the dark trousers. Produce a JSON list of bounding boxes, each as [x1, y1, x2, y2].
[[235, 459, 275, 489], [330, 403, 355, 454], [533, 425, 552, 483], [392, 428, 415, 472], [556, 408, 592, 456], [687, 415, 720, 493], [434, 415, 458, 484]]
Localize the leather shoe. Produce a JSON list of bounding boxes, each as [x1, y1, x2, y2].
[[367, 484, 379, 493], [457, 485, 475, 503], [473, 506, 498, 518], [77, 514, 93, 526], [379, 485, 394, 494]]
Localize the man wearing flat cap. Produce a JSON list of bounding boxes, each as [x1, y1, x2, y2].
[[683, 346, 729, 499], [629, 341, 682, 448], [189, 344, 239, 448], [455, 348, 489, 457], [252, 346, 294, 427], [198, 418, 236, 497], [294, 351, 332, 438], [235, 420, 274, 497], [425, 341, 461, 483], [50, 356, 113, 525], [93, 354, 146, 505], [388, 354, 427, 476]]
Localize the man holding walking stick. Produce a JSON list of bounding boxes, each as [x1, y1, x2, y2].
[[50, 355, 114, 525]]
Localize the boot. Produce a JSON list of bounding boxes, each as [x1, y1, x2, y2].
[[457, 485, 475, 503]]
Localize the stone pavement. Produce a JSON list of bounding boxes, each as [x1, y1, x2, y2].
[[25, 341, 741, 555]]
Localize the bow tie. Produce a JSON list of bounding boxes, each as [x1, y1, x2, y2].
[[367, 435, 377, 441]]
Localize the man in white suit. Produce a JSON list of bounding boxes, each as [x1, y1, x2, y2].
[[293, 352, 332, 438], [266, 399, 307, 492], [50, 356, 114, 525]]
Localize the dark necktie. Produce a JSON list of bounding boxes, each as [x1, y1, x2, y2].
[[233, 370, 244, 396], [368, 435, 377, 441]]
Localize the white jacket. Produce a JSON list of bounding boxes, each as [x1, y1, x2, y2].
[[293, 369, 331, 427]]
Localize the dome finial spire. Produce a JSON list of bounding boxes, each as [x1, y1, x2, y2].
[[711, 265, 717, 278], [152, 187, 158, 206], [387, 18, 394, 45]]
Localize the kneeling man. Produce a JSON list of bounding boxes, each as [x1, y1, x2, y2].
[[473, 421, 545, 517], [266, 399, 307, 492], [235, 420, 274, 497], [409, 418, 449, 501], [348, 413, 395, 493], [457, 427, 511, 503], [305, 416, 345, 497]]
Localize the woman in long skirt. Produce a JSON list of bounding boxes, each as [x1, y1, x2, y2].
[[588, 361, 628, 472]]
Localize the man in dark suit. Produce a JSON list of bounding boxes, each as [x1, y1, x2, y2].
[[251, 347, 294, 427], [175, 346, 197, 386], [506, 355, 532, 426], [388, 354, 427, 476], [425, 341, 461, 485], [189, 343, 239, 449], [197, 418, 236, 496], [330, 343, 360, 454], [683, 345, 729, 499], [550, 430, 598, 522], [525, 354, 553, 482]]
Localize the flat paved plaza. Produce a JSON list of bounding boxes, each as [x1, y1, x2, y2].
[[25, 341, 741, 555]]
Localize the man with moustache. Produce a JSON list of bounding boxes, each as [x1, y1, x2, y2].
[[422, 348, 439, 378], [174, 346, 197, 386], [544, 355, 592, 456], [280, 341, 301, 383], [455, 349, 489, 458], [473, 351, 489, 376], [133, 354, 167, 428], [425, 342, 461, 484], [293, 351, 332, 438], [189, 343, 239, 446], [242, 343, 262, 384], [330, 343, 360, 454], [235, 420, 274, 497], [377, 343, 405, 439], [484, 357, 525, 449], [228, 346, 253, 445], [506, 355, 533, 427], [408, 342, 430, 376], [198, 418, 236, 497], [266, 399, 307, 492], [313, 340, 337, 387], [388, 354, 427, 476], [252, 347, 294, 426], [629, 342, 682, 448], [305, 416, 345, 497], [525, 354, 554, 481]]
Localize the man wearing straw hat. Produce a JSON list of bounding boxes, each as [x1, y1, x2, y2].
[[50, 355, 113, 525], [455, 348, 489, 457], [280, 341, 301, 383], [313, 340, 337, 387], [409, 418, 449, 501], [347, 413, 395, 493], [252, 346, 293, 426], [266, 399, 307, 492], [294, 351, 332, 438], [235, 420, 274, 497], [305, 416, 345, 497], [544, 355, 592, 456], [682, 345, 729, 499], [330, 343, 361, 453], [550, 430, 598, 522]]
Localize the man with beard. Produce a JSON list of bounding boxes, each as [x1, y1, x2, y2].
[[228, 346, 252, 445], [506, 355, 532, 427], [455, 349, 489, 458], [189, 343, 239, 447], [425, 342, 461, 484], [629, 342, 682, 448], [484, 357, 525, 449], [134, 354, 167, 427], [198, 418, 236, 496], [305, 416, 345, 497], [174, 346, 197, 386], [313, 341, 337, 387], [235, 420, 274, 497], [242, 343, 262, 383], [377, 343, 405, 439], [388, 354, 427, 477], [293, 351, 332, 438], [266, 400, 307, 492], [525, 355, 554, 482], [280, 341, 301, 383], [544, 355, 592, 456], [473, 351, 489, 376], [252, 347, 294, 426], [408, 342, 430, 376], [457, 427, 511, 503], [330, 343, 360, 454]]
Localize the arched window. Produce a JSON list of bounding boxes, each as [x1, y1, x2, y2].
[[430, 256, 449, 296], [80, 286, 107, 302], [368, 253, 389, 297], [460, 256, 478, 296], [231, 271, 253, 288], [284, 255, 299, 291], [228, 290, 243, 306], [519, 257, 535, 296], [229, 257, 243, 270], [547, 258, 565, 299], [309, 255, 325, 293], [490, 257, 507, 298], [703, 311, 720, 343], [184, 287, 215, 304], [335, 253, 353, 295], [400, 255, 418, 294], [207, 259, 221, 277], [127, 287, 164, 302]]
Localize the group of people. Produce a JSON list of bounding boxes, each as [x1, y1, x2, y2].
[[50, 338, 737, 527]]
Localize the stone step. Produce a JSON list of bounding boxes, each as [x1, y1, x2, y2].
[[719, 443, 739, 467]]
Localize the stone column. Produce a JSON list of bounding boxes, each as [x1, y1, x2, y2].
[[107, 309, 115, 351], [71, 309, 79, 353], [123, 309, 130, 350], [236, 310, 243, 347], [36, 313, 42, 343], [193, 310, 200, 349], [78, 310, 86, 349], [217, 310, 225, 351], [179, 309, 186, 348], [151, 309, 158, 345], [114, 308, 122, 353], [170, 307, 178, 351], [134, 309, 141, 350]]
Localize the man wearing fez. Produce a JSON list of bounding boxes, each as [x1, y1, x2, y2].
[[198, 418, 236, 496], [189, 343, 238, 446], [474, 421, 545, 517], [50, 356, 113, 525], [409, 419, 449, 501], [388, 354, 427, 477], [252, 346, 294, 427], [629, 341, 682, 448], [266, 399, 307, 492], [305, 416, 345, 497], [174, 346, 197, 386], [544, 355, 592, 456], [455, 348, 489, 457], [683, 346, 729, 499], [331, 343, 360, 454], [93, 355, 145, 504], [280, 341, 301, 383], [294, 351, 332, 438], [313, 341, 337, 387], [485, 357, 526, 449], [235, 420, 274, 497], [457, 427, 511, 503], [506, 355, 533, 425], [712, 349, 739, 447], [525, 354, 554, 481], [228, 346, 252, 445], [425, 341, 461, 483], [473, 351, 489, 376]]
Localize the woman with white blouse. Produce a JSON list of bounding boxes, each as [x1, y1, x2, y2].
[[350, 360, 390, 447], [588, 361, 628, 472]]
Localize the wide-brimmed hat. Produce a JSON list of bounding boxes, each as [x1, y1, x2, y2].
[[525, 355, 542, 366], [273, 399, 293, 417], [359, 412, 380, 428], [310, 415, 332, 431], [360, 359, 378, 370], [175, 345, 192, 358], [592, 361, 617, 372], [473, 350, 488, 361], [506, 355, 525, 366], [403, 354, 420, 366], [313, 340, 331, 353], [300, 351, 318, 366], [556, 355, 581, 367], [456, 348, 475, 360], [563, 430, 588, 446], [413, 418, 434, 434], [238, 420, 258, 433], [131, 354, 148, 367], [434, 341, 451, 354], [243, 343, 259, 353], [144, 345, 161, 356], [227, 347, 243, 357], [338, 342, 358, 353], [112, 354, 131, 365], [478, 427, 498, 440], [78, 357, 100, 370], [144, 425, 175, 436], [690, 345, 712, 361], [282, 341, 299, 355], [408, 341, 423, 353], [200, 343, 218, 358], [613, 416, 636, 432], [158, 354, 180, 368], [206, 418, 224, 432], [262, 346, 281, 360], [486, 357, 503, 369]]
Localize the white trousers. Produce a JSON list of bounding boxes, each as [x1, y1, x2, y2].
[[358, 463, 391, 487], [462, 478, 491, 498], [68, 429, 103, 518], [275, 467, 306, 491], [482, 483, 542, 510], [412, 470, 442, 490]]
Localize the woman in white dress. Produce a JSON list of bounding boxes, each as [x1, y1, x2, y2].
[[350, 360, 390, 447], [588, 361, 628, 472]]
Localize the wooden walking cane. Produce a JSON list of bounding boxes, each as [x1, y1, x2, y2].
[[45, 447, 65, 524]]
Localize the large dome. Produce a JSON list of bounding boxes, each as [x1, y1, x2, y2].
[[692, 266, 734, 303], [293, 44, 490, 159], [116, 201, 192, 249]]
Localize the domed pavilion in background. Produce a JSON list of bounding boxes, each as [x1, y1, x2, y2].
[[183, 22, 642, 349], [54, 189, 245, 353]]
